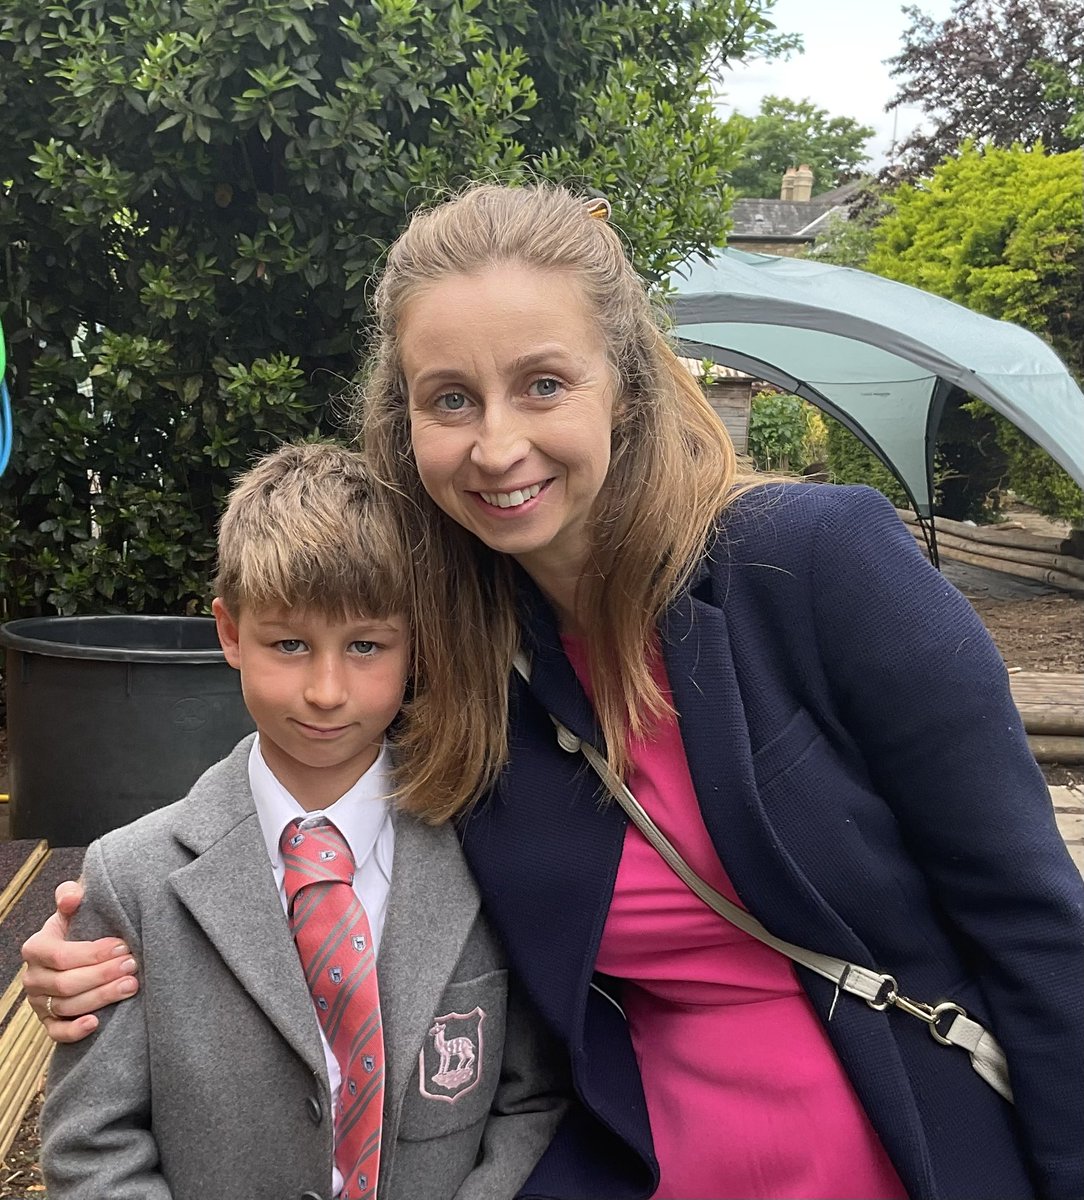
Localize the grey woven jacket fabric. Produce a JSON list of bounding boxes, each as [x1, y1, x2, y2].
[[42, 735, 566, 1200]]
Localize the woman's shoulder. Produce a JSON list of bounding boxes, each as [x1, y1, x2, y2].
[[710, 481, 901, 565]]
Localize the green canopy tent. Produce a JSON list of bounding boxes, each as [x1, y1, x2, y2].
[[669, 248, 1084, 562]]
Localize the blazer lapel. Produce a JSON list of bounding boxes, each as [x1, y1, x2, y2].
[[167, 741, 326, 1081], [377, 814, 479, 1117]]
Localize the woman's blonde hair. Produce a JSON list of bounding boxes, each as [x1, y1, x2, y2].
[[356, 182, 757, 821]]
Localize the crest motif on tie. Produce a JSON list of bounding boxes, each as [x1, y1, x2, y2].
[[358, 1174, 368, 1189], [316, 996, 329, 1011], [352, 934, 366, 952], [419, 1008, 485, 1103], [319, 848, 336, 861], [329, 965, 343, 984], [362, 1054, 375, 1072], [289, 833, 304, 847], [348, 1078, 358, 1096]]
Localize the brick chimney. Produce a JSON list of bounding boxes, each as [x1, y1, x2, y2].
[[792, 163, 814, 202], [780, 167, 797, 200]]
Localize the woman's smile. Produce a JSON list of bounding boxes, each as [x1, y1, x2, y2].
[[475, 480, 548, 510]]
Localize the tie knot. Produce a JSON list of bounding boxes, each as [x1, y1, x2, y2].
[[280, 817, 356, 899]]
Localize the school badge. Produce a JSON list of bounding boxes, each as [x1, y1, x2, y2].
[[418, 1007, 485, 1103]]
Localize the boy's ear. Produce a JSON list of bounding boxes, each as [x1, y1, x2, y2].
[[212, 598, 242, 669]]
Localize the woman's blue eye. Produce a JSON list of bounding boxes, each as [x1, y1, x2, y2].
[[529, 377, 560, 397], [435, 392, 469, 412]]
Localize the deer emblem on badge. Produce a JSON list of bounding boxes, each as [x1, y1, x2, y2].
[[419, 1007, 485, 1103]]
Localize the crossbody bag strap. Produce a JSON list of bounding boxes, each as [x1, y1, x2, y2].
[[513, 651, 1013, 1104]]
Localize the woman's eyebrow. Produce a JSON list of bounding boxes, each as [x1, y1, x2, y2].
[[507, 348, 585, 374]]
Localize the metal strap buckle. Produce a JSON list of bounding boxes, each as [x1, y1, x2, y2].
[[866, 975, 967, 1046]]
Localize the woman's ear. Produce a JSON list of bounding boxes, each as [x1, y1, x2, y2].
[[212, 598, 242, 669]]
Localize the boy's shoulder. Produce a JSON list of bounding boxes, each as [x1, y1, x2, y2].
[[92, 734, 257, 879]]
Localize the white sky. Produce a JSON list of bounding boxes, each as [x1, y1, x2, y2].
[[715, 0, 959, 168]]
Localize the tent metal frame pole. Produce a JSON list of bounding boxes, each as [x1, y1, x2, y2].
[[914, 378, 954, 571]]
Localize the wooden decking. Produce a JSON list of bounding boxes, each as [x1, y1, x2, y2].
[[1010, 671, 1084, 761], [1009, 672, 1084, 734]]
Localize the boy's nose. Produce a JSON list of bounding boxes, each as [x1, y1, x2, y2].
[[304, 660, 348, 709]]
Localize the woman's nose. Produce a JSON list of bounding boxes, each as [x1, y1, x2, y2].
[[470, 400, 530, 474]]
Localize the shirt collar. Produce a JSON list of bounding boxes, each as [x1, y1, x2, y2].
[[249, 735, 394, 884]]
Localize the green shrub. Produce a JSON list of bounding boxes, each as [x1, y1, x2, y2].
[[0, 0, 791, 617], [746, 390, 826, 473]]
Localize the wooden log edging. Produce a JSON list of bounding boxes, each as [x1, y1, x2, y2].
[[895, 511, 1084, 595], [924, 528, 1084, 580], [897, 510, 1082, 556], [920, 537, 1084, 595], [1028, 735, 1084, 764]]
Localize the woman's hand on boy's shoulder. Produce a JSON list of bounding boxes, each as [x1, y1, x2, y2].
[[21, 880, 140, 1044]]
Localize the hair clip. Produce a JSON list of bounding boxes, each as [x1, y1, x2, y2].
[[585, 197, 611, 222]]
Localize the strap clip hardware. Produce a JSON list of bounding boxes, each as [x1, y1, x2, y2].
[[867, 975, 967, 1046]]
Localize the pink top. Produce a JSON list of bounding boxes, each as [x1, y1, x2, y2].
[[563, 637, 907, 1200]]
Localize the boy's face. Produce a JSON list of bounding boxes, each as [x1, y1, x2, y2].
[[213, 599, 410, 811]]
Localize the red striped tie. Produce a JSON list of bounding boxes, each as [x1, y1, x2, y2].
[[281, 817, 383, 1200]]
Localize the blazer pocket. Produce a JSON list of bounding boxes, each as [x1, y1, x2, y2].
[[751, 706, 823, 789], [398, 968, 508, 1142]]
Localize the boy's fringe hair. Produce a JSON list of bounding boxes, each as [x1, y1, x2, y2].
[[355, 182, 762, 822], [216, 441, 414, 628]]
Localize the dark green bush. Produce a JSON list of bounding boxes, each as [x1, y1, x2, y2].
[[0, 0, 790, 617], [824, 419, 910, 509]]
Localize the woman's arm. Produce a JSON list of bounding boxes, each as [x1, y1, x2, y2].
[[21, 880, 140, 1043], [809, 487, 1084, 1198]]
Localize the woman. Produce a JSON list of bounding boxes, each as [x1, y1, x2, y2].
[[23, 183, 1084, 1200]]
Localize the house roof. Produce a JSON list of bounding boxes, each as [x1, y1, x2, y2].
[[729, 180, 863, 242]]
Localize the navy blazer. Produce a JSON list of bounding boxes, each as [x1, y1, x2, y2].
[[459, 484, 1084, 1200]]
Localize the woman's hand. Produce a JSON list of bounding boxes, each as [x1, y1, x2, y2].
[[21, 880, 139, 1043]]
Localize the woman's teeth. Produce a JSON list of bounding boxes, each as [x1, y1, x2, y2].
[[480, 484, 542, 509]]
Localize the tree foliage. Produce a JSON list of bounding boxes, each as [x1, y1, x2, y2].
[[0, 0, 795, 617], [886, 0, 1084, 175], [727, 95, 874, 197], [865, 143, 1084, 522], [1033, 58, 1084, 140]]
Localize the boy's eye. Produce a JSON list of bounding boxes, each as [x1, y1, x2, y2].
[[276, 639, 306, 654], [350, 641, 377, 656], [434, 391, 470, 412], [528, 377, 561, 398]]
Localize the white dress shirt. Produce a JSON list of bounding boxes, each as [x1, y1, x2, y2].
[[248, 735, 395, 1196]]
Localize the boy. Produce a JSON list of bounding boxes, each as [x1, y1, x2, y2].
[[41, 443, 565, 1200]]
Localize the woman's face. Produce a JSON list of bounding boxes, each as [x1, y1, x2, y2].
[[401, 264, 621, 595]]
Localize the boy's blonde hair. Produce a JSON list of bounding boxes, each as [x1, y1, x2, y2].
[[216, 441, 413, 627], [357, 182, 761, 819], [217, 441, 458, 810]]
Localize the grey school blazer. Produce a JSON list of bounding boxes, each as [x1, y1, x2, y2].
[[41, 736, 566, 1200]]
